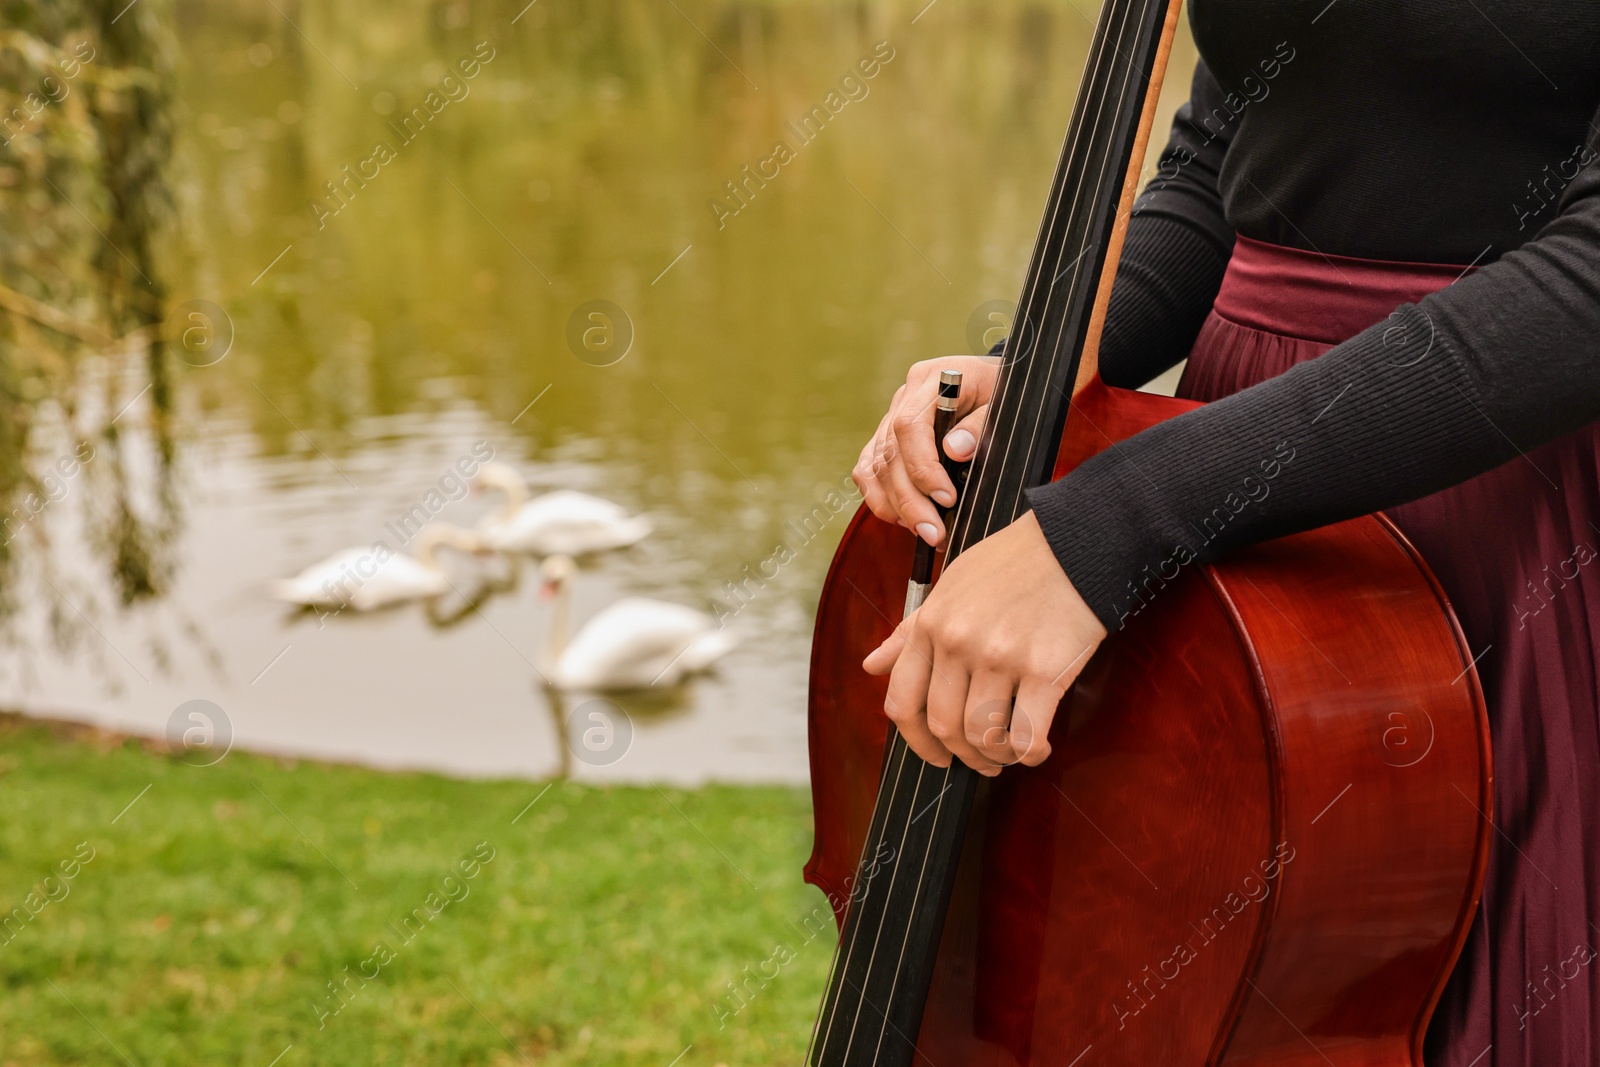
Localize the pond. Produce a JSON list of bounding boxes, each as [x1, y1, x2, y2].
[[0, 0, 1194, 784]]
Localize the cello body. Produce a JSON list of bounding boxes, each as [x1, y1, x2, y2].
[[805, 379, 1493, 1065]]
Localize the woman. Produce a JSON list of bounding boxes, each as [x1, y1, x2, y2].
[[852, 5, 1600, 1065]]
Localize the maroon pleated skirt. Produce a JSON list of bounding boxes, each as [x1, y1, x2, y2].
[[1180, 235, 1600, 1067]]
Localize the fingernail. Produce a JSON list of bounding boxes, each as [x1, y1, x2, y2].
[[945, 429, 975, 457], [931, 489, 955, 507], [915, 522, 939, 545]]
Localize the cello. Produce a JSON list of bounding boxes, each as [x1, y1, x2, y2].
[[803, 0, 1493, 1063]]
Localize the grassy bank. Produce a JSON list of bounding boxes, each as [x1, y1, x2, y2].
[[0, 716, 830, 1065]]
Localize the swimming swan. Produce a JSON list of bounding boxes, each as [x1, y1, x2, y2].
[[273, 524, 484, 611], [471, 462, 651, 556], [537, 554, 736, 690]]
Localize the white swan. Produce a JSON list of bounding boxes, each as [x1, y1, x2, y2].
[[471, 462, 651, 556], [538, 555, 737, 690], [273, 524, 484, 611]]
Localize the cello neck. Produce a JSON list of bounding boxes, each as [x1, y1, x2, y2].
[[807, 2, 1184, 1064], [950, 0, 1184, 551]]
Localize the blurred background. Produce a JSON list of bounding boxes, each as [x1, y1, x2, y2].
[[0, 0, 1195, 1062]]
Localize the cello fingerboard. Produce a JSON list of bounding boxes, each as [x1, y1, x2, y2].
[[807, 0, 1182, 1063]]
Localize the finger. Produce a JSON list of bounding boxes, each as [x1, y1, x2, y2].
[[925, 650, 1001, 776], [863, 616, 908, 675], [912, 356, 1000, 416], [1011, 639, 1095, 765], [870, 418, 899, 483], [857, 409, 896, 518], [964, 669, 1018, 767], [885, 453, 944, 544], [942, 405, 989, 463], [1010, 675, 1065, 767], [882, 617, 950, 767], [854, 415, 897, 523], [893, 376, 959, 508], [862, 385, 906, 502]]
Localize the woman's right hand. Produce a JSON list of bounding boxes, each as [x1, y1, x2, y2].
[[852, 355, 1000, 547]]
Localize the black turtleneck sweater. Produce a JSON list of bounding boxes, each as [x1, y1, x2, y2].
[[1024, 0, 1600, 630]]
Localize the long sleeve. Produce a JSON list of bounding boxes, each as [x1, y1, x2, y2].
[[1026, 105, 1600, 631], [1094, 60, 1237, 389]]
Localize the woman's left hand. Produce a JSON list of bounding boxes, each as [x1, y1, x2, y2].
[[863, 511, 1108, 775]]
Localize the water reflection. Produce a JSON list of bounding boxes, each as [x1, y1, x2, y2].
[[0, 0, 1193, 782]]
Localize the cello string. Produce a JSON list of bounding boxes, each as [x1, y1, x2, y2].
[[859, 1, 1164, 1058], [834, 756, 936, 1062], [808, 732, 915, 1061], [971, 0, 1143, 554], [945, 0, 1121, 563], [1010, 0, 1161, 568], [804, 737, 901, 1061], [947, 0, 1126, 563], [867, 760, 961, 1064], [845, 0, 1154, 1058]]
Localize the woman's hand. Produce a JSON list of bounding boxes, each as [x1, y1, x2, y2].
[[864, 512, 1108, 775], [853, 355, 1000, 546]]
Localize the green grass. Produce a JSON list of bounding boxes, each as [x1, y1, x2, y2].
[[0, 716, 833, 1066]]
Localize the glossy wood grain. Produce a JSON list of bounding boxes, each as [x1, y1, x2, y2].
[[806, 379, 1492, 1065]]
